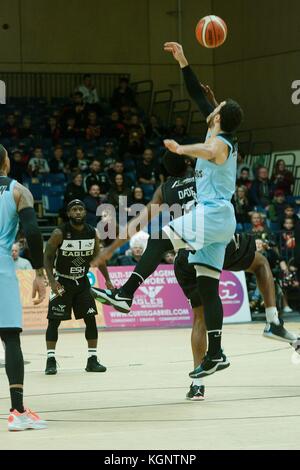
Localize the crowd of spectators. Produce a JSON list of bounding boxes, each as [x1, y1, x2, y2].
[[2, 73, 300, 316]]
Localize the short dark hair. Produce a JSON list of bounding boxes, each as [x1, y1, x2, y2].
[[163, 151, 187, 177], [0, 144, 7, 169], [219, 99, 244, 133], [83, 74, 91, 80]]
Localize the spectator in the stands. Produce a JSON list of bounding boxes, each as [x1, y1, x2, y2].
[[248, 211, 272, 242], [236, 167, 252, 190], [233, 185, 252, 232], [28, 146, 50, 177], [43, 116, 61, 143], [268, 190, 288, 229], [49, 145, 66, 175], [83, 184, 104, 227], [61, 115, 79, 139], [272, 159, 294, 195], [100, 141, 118, 172], [9, 150, 28, 183], [281, 218, 296, 250], [84, 159, 110, 194], [136, 148, 163, 200], [69, 147, 89, 174], [63, 172, 86, 206], [107, 174, 132, 216], [236, 152, 254, 179], [146, 115, 165, 145], [283, 205, 298, 226], [162, 250, 176, 264], [77, 73, 99, 105], [127, 114, 145, 137], [169, 116, 187, 142], [116, 233, 148, 266], [1, 113, 19, 139], [126, 128, 145, 156], [250, 166, 274, 211], [105, 110, 126, 140], [19, 116, 34, 140], [111, 77, 136, 111], [132, 186, 146, 205], [107, 160, 131, 187], [12, 243, 33, 270], [85, 111, 101, 141]]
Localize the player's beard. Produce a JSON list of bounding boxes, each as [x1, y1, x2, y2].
[[70, 215, 86, 226]]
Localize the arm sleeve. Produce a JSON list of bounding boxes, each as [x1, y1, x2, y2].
[[18, 207, 44, 269], [182, 65, 215, 118]]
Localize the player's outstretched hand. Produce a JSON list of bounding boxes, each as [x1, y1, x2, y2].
[[164, 139, 181, 154], [32, 273, 47, 305], [164, 42, 188, 67], [201, 84, 219, 108]]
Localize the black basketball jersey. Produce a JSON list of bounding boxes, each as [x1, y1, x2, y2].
[[55, 222, 96, 277], [161, 176, 196, 211]]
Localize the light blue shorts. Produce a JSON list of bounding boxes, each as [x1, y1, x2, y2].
[[165, 201, 236, 272], [0, 255, 22, 330]]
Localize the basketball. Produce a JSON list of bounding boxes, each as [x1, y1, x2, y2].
[[195, 15, 227, 48]]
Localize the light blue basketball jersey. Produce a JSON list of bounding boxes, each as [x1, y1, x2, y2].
[[0, 177, 19, 256], [194, 133, 237, 204]]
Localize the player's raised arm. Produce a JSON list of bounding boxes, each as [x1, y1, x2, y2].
[[95, 186, 163, 263], [14, 183, 46, 305], [164, 41, 217, 117]]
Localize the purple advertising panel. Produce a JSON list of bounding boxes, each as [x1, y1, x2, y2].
[[97, 266, 251, 329]]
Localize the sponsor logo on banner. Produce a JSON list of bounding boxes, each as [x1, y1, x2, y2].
[[219, 271, 244, 317]]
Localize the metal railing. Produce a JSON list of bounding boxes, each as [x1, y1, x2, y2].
[[1, 72, 130, 101]]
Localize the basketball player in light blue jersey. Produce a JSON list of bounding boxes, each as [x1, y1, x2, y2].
[[0, 145, 47, 431], [94, 44, 243, 379]]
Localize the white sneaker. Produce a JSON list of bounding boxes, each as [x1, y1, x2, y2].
[[283, 306, 293, 313], [8, 408, 47, 431]]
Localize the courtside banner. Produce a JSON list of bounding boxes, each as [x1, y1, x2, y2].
[[97, 266, 251, 328], [97, 265, 193, 329], [19, 267, 251, 331]]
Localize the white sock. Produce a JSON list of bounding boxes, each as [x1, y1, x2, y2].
[[192, 378, 204, 387], [265, 307, 280, 325], [47, 350, 55, 358], [88, 348, 97, 358]]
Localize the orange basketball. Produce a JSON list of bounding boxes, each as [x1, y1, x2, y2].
[[195, 15, 227, 48]]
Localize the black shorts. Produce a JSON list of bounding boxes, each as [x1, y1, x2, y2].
[[174, 234, 256, 309], [47, 275, 97, 321]]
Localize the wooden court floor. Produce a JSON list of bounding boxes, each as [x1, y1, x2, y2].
[[1, 321, 300, 450]]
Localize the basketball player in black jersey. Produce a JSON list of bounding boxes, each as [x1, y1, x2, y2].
[[44, 199, 113, 375], [93, 152, 298, 399]]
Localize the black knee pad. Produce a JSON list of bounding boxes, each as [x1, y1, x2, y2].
[[196, 276, 220, 303], [84, 316, 98, 341], [46, 319, 61, 342]]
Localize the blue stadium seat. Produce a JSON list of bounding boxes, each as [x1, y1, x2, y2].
[[43, 173, 66, 185], [42, 194, 64, 216], [24, 181, 43, 201]]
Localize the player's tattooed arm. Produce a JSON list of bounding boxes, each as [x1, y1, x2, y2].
[[44, 228, 63, 291]]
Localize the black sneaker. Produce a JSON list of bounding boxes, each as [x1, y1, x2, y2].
[[186, 384, 205, 401], [189, 351, 230, 379], [91, 287, 132, 313], [263, 318, 298, 343], [85, 356, 107, 372], [45, 356, 57, 375]]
